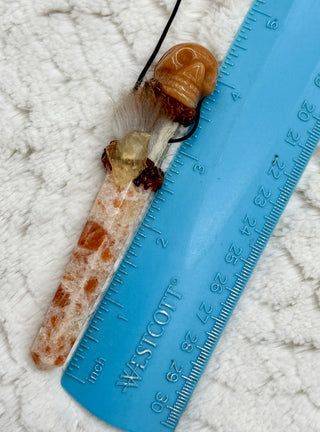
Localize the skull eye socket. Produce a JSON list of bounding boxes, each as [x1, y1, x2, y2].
[[176, 48, 194, 66]]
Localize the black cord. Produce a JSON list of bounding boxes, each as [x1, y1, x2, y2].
[[133, 0, 182, 91], [169, 99, 203, 143]]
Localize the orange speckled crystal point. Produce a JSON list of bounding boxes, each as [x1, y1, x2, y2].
[[154, 43, 218, 109], [30, 177, 151, 369], [30, 118, 177, 369]]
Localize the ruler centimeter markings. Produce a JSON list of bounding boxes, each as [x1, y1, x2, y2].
[[62, 1, 320, 431], [163, 121, 320, 430]]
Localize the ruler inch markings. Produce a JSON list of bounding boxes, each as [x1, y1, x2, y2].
[[180, 150, 199, 161], [251, 8, 270, 18]]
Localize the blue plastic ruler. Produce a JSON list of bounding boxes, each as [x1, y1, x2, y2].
[[62, 1, 320, 431]]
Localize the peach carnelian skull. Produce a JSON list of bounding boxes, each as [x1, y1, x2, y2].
[[154, 43, 218, 109]]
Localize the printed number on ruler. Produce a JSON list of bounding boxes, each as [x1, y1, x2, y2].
[[166, 360, 183, 383], [181, 331, 198, 353], [210, 272, 227, 294]]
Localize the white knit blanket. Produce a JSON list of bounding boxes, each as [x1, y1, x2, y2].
[[2, 0, 320, 431]]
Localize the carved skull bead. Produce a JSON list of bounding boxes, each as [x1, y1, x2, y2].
[[154, 43, 218, 109]]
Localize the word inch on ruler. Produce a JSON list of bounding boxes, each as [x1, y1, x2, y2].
[[62, 1, 320, 431]]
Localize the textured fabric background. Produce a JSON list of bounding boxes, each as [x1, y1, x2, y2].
[[1, 0, 320, 431]]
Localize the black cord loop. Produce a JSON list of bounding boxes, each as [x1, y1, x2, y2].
[[168, 99, 203, 143]]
